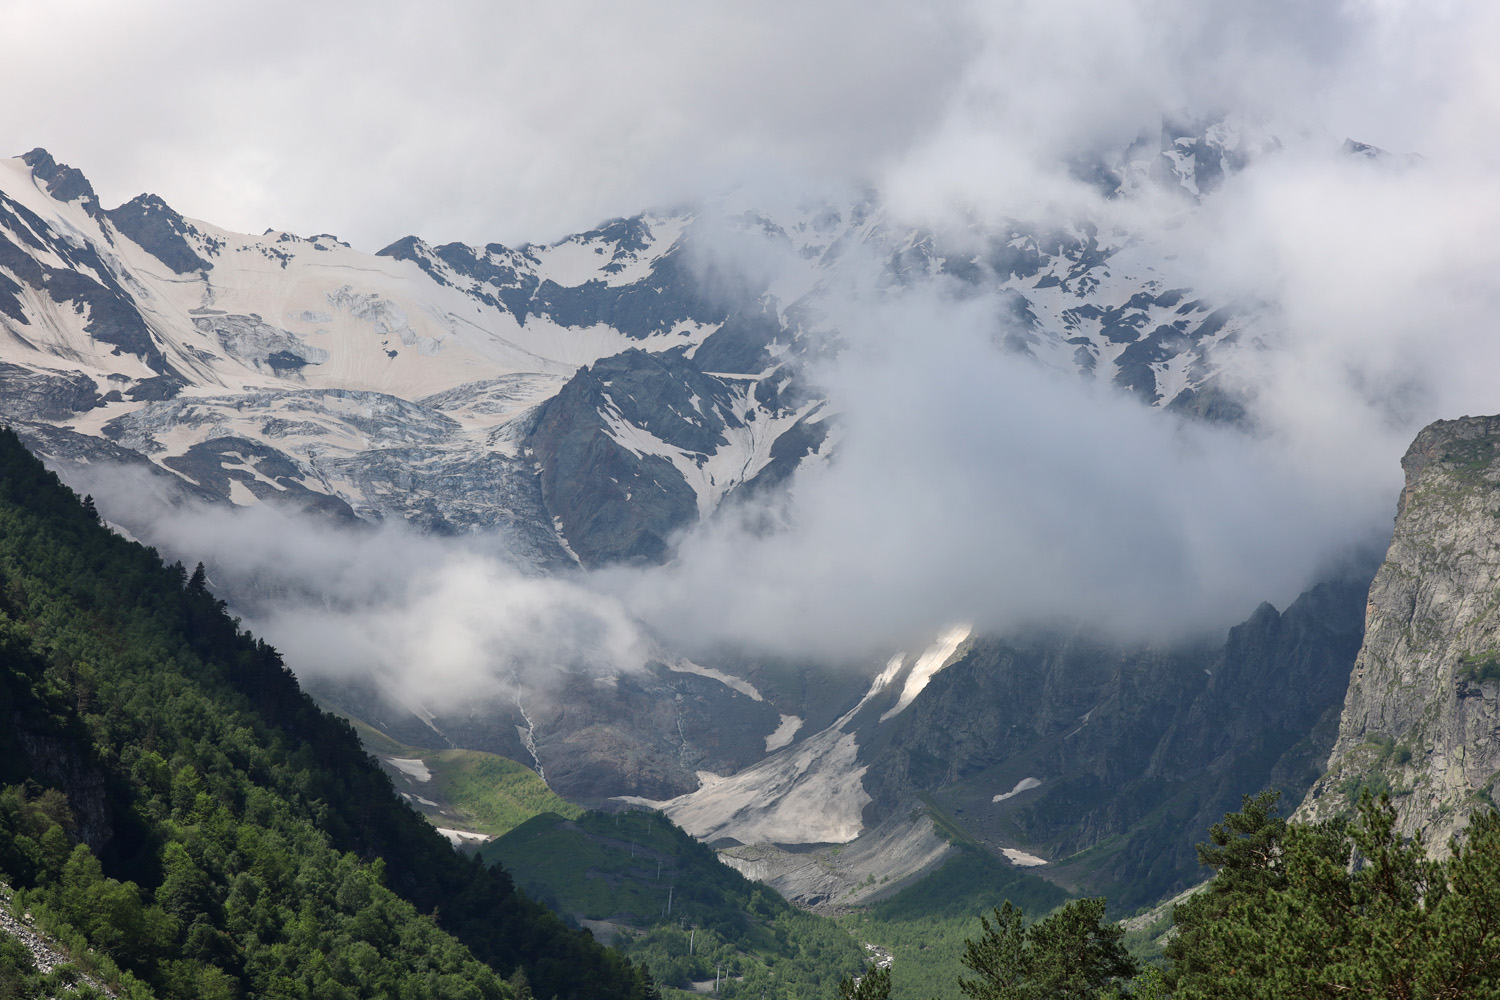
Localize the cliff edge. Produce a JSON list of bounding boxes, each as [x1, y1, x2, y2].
[[1299, 415, 1500, 846]]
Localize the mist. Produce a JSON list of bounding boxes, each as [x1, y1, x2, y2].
[[69, 472, 655, 713], [18, 0, 1500, 697], [66, 133, 1500, 696]]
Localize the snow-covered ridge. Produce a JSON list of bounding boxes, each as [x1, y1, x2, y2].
[[0, 123, 1268, 567]]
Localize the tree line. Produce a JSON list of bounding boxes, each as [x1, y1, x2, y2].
[[844, 790, 1499, 999]]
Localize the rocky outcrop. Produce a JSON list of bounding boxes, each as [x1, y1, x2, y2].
[[0, 881, 117, 995], [858, 573, 1371, 910], [1299, 415, 1500, 846], [106, 193, 214, 274]]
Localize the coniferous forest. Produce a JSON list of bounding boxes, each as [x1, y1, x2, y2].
[[0, 418, 1498, 999], [0, 426, 652, 999]]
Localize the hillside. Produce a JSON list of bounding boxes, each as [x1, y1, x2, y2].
[[0, 426, 650, 999], [350, 718, 583, 842], [480, 808, 869, 997]]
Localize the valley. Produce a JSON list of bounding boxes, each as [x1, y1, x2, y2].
[[0, 124, 1498, 998]]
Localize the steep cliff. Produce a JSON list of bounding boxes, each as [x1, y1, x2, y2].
[[1300, 415, 1500, 846], [856, 575, 1369, 911]]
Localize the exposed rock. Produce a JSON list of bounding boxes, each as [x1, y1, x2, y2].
[[309, 660, 784, 808], [526, 352, 715, 566], [1299, 415, 1500, 847], [0, 363, 101, 420], [20, 148, 99, 209], [0, 881, 117, 995], [858, 573, 1371, 910], [105, 193, 213, 274]]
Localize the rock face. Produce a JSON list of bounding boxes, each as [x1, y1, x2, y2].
[[1300, 415, 1500, 846], [0, 139, 1276, 571], [853, 575, 1370, 911]]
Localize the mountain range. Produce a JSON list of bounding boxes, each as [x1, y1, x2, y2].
[[0, 122, 1490, 945]]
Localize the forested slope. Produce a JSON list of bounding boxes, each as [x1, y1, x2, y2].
[[0, 427, 652, 999]]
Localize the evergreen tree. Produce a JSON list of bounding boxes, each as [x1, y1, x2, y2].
[[1169, 790, 1500, 999], [958, 897, 1136, 1000], [838, 964, 892, 1000]]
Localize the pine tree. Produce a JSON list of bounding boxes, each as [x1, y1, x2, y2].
[[1169, 790, 1500, 998], [838, 964, 892, 1000], [958, 897, 1136, 1000]]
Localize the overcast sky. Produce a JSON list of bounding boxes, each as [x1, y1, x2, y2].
[[2, 0, 1491, 250]]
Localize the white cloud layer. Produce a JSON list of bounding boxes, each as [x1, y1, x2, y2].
[[16, 0, 1500, 686], [3, 1, 1494, 248]]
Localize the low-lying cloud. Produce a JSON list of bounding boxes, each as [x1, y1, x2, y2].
[[72, 478, 653, 712], [22, 0, 1500, 699]]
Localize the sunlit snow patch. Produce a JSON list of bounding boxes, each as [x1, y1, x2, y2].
[[992, 777, 1042, 803], [617, 727, 872, 845], [386, 757, 432, 782], [1002, 848, 1048, 867], [438, 828, 493, 847], [765, 714, 803, 752], [879, 625, 972, 722]]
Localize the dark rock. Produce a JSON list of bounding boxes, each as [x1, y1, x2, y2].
[[691, 305, 786, 374], [527, 349, 747, 566], [127, 375, 185, 401], [0, 363, 102, 419], [162, 436, 359, 522], [105, 193, 212, 274], [857, 569, 1373, 911], [0, 192, 168, 370], [20, 148, 99, 209]]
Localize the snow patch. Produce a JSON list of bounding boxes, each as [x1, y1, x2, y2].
[[437, 828, 493, 846], [879, 625, 971, 722], [386, 757, 432, 782], [619, 726, 872, 844], [668, 659, 763, 701], [1001, 848, 1048, 867], [992, 777, 1042, 803], [765, 714, 803, 752]]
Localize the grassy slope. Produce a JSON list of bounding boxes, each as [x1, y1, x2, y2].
[[347, 718, 582, 838], [482, 810, 868, 998], [842, 846, 1072, 1000]]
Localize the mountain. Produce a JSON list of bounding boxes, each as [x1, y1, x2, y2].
[[0, 133, 1265, 572], [604, 572, 1372, 915], [1299, 414, 1500, 845], [0, 126, 1394, 925], [0, 427, 650, 999]]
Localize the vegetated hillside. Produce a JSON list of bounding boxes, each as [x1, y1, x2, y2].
[[350, 718, 583, 839], [841, 823, 1072, 1000], [0, 427, 651, 1000], [481, 809, 868, 997]]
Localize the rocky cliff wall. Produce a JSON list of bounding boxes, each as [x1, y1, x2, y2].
[[1299, 415, 1500, 846]]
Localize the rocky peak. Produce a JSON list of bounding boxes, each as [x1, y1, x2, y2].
[[105, 192, 213, 274], [19, 147, 99, 209], [1298, 414, 1500, 847]]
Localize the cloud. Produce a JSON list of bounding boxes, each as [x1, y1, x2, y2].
[[0, 0, 971, 248], [16, 0, 1500, 679], [601, 269, 1390, 658], [68, 468, 652, 709], [6, 0, 1490, 251]]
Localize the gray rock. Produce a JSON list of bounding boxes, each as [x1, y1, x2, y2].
[[1299, 415, 1500, 847]]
